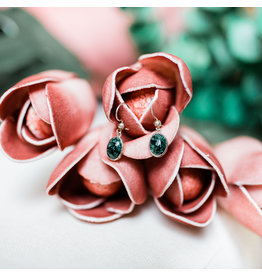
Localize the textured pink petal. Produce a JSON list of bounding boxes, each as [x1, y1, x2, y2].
[[246, 186, 262, 208], [118, 66, 175, 93], [58, 169, 105, 210], [155, 196, 216, 227], [16, 99, 31, 139], [46, 78, 96, 150], [77, 144, 121, 184], [180, 126, 228, 197], [21, 126, 56, 147], [214, 137, 262, 186], [176, 172, 215, 214], [0, 70, 76, 120], [146, 134, 184, 197], [138, 53, 193, 113], [180, 141, 212, 169], [68, 194, 135, 223], [28, 85, 51, 123], [123, 106, 180, 159], [139, 89, 174, 131], [165, 175, 184, 207], [99, 124, 147, 204], [218, 185, 262, 236], [0, 117, 56, 161], [47, 128, 101, 195], [103, 66, 139, 120], [114, 92, 149, 137]]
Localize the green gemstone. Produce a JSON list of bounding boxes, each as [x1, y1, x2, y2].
[[107, 137, 123, 161], [149, 133, 168, 157]]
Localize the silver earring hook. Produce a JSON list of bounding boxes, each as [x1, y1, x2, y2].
[[150, 98, 162, 131], [115, 102, 129, 137], [115, 102, 125, 123]]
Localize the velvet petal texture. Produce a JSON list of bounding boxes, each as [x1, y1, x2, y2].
[[146, 126, 228, 227], [214, 137, 262, 236], [102, 52, 193, 145], [47, 127, 147, 223], [0, 70, 96, 162]]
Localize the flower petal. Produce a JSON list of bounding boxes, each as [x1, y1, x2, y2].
[[123, 106, 180, 159], [68, 194, 135, 223], [176, 172, 215, 214], [16, 99, 31, 139], [165, 174, 184, 207], [214, 137, 262, 186], [99, 124, 147, 205], [154, 196, 216, 227], [28, 85, 51, 123], [58, 169, 106, 210], [145, 134, 184, 197], [246, 186, 262, 208], [218, 185, 262, 237], [77, 144, 121, 184], [180, 126, 229, 197], [115, 91, 149, 137], [0, 117, 56, 161], [139, 89, 174, 131], [21, 126, 56, 147], [118, 65, 175, 93], [46, 78, 96, 150], [103, 66, 139, 120], [46, 128, 101, 195], [180, 140, 212, 169], [138, 52, 193, 113], [0, 70, 76, 120]]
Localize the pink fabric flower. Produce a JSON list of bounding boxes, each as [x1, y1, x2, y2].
[[0, 70, 96, 161], [214, 137, 262, 236], [146, 126, 229, 227], [103, 52, 193, 159], [46, 126, 147, 223]]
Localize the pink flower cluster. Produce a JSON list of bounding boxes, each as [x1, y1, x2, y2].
[[0, 53, 261, 237]]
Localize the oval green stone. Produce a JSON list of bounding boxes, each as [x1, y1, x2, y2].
[[107, 137, 123, 161], [149, 133, 168, 157]]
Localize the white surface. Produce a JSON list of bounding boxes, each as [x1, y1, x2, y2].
[[0, 104, 261, 268]]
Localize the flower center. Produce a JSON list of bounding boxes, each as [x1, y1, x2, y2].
[[180, 168, 208, 201], [123, 89, 155, 120], [26, 106, 53, 140], [82, 178, 122, 197]]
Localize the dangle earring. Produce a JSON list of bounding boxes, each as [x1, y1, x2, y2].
[[106, 102, 126, 161], [149, 103, 168, 158]]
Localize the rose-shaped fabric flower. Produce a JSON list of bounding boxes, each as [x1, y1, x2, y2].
[[46, 126, 147, 223], [145, 126, 229, 227], [103, 52, 192, 159], [0, 70, 96, 161], [214, 137, 262, 236]]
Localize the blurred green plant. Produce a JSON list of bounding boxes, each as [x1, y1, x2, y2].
[[0, 8, 88, 95], [121, 7, 165, 54], [164, 7, 262, 140]]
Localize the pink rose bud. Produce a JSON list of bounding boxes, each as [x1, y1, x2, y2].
[[0, 70, 96, 161], [146, 126, 229, 227], [46, 126, 147, 223], [102, 52, 193, 159], [214, 137, 262, 237]]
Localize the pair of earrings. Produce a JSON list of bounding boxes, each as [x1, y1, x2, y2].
[[106, 102, 168, 161]]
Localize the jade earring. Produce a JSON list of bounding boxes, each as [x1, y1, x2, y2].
[[149, 102, 168, 158], [106, 102, 127, 161]]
